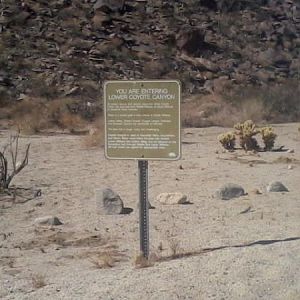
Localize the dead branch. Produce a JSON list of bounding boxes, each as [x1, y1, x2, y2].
[[0, 151, 8, 189], [0, 132, 30, 190], [5, 144, 30, 189]]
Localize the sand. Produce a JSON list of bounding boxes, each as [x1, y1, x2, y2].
[[0, 123, 299, 299]]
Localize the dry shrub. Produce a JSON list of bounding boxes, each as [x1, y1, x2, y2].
[[134, 252, 158, 269], [206, 102, 238, 127], [55, 111, 85, 132], [31, 273, 46, 289], [235, 99, 266, 123], [82, 119, 104, 148], [225, 80, 300, 123], [209, 98, 266, 126], [183, 80, 299, 128], [44, 98, 85, 131], [168, 238, 182, 257], [10, 98, 86, 133], [273, 156, 299, 164], [9, 99, 47, 133], [182, 94, 266, 128], [90, 252, 116, 269], [181, 94, 222, 127]]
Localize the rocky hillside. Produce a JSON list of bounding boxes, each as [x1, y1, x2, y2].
[[0, 0, 299, 119]]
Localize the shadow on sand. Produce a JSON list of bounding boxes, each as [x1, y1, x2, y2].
[[158, 237, 300, 262]]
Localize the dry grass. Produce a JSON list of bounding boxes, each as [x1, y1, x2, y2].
[[182, 80, 300, 128], [210, 98, 266, 127], [82, 119, 104, 148], [9, 98, 86, 134], [273, 156, 300, 164], [225, 80, 300, 123], [89, 250, 122, 269], [31, 273, 47, 289], [11, 102, 48, 134], [20, 231, 106, 250], [134, 253, 157, 269], [90, 252, 115, 269], [182, 94, 267, 128], [168, 238, 182, 257]]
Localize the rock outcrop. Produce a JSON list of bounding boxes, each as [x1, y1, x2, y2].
[[1, 0, 299, 115]]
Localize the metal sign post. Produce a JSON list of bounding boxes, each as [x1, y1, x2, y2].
[[104, 80, 181, 260], [138, 160, 149, 258]]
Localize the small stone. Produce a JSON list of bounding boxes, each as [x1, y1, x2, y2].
[[34, 216, 63, 226], [287, 149, 294, 153], [288, 165, 293, 170], [97, 188, 124, 214], [17, 93, 28, 101], [157, 192, 188, 205], [251, 189, 262, 195], [267, 181, 289, 192], [215, 183, 245, 200], [93, 0, 124, 12]]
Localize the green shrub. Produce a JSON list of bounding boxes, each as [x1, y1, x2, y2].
[[260, 127, 277, 151], [234, 120, 259, 150], [219, 120, 277, 151], [218, 132, 236, 150]]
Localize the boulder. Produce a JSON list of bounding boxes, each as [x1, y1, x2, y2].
[[176, 28, 205, 54], [200, 0, 218, 10], [267, 181, 289, 192], [157, 192, 188, 205], [215, 183, 245, 200], [34, 216, 63, 226], [93, 0, 124, 13], [97, 188, 124, 214]]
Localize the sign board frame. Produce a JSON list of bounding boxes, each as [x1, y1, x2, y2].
[[104, 80, 181, 161]]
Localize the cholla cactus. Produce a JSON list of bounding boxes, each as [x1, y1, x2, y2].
[[234, 120, 259, 151], [260, 126, 276, 151], [218, 132, 236, 150]]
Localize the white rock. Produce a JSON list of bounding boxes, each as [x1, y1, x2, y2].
[[288, 165, 293, 170], [157, 192, 188, 205], [287, 149, 294, 153], [34, 216, 63, 226]]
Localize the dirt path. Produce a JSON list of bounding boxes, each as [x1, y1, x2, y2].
[[0, 123, 299, 299]]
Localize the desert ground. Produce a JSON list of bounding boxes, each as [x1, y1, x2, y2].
[[0, 123, 299, 300]]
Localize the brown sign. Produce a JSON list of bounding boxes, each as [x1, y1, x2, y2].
[[104, 80, 181, 160]]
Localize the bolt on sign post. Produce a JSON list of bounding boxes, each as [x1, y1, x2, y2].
[[104, 80, 181, 258]]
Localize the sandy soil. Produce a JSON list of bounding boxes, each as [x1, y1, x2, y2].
[[0, 123, 299, 300]]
